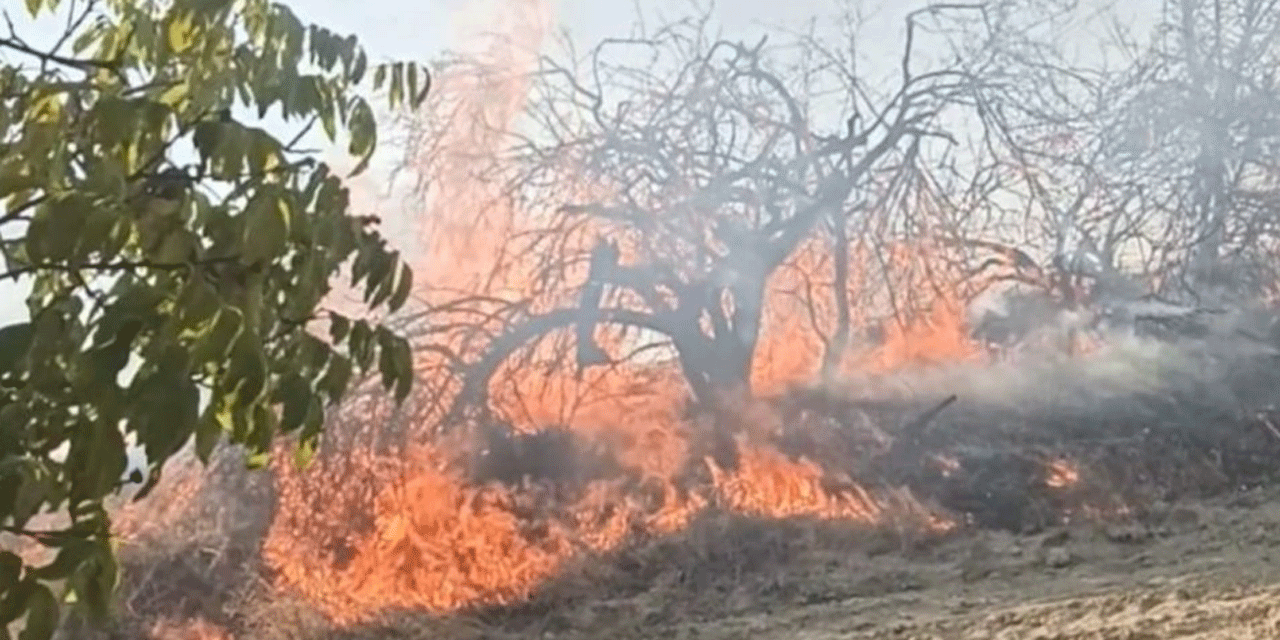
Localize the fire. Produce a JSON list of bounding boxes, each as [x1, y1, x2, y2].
[[249, 2, 1000, 622], [250, 0, 1053, 628], [708, 447, 881, 521], [149, 617, 231, 640], [1045, 458, 1081, 489], [305, 453, 585, 617], [930, 454, 962, 477], [34, 4, 1280, 640], [262, 384, 954, 621]]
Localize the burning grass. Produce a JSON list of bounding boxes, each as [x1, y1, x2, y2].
[[240, 320, 1280, 629], [56, 308, 1280, 640], [241, 328, 1280, 640], [49, 5, 1280, 637]]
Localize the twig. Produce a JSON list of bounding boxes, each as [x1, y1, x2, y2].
[[1259, 414, 1280, 442], [0, 36, 123, 79], [899, 393, 959, 445]]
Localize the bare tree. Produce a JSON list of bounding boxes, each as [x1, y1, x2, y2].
[[955, 0, 1280, 308], [395, 0, 1280, 436], [397, 5, 1004, 428]]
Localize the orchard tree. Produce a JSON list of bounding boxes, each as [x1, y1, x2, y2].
[[410, 6, 986, 421], [0, 0, 427, 635], [954, 0, 1280, 304]]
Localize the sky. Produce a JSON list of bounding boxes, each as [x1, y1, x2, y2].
[[0, 0, 1162, 322]]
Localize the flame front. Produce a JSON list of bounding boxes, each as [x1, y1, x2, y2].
[[254, 0, 1048, 626]]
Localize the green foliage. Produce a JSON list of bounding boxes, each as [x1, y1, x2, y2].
[[0, 0, 429, 636]]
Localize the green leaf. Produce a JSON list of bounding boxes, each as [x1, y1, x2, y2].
[[192, 307, 244, 367], [68, 542, 117, 622], [247, 403, 277, 453], [27, 195, 91, 263], [390, 334, 413, 403], [368, 327, 413, 403], [345, 98, 376, 177], [406, 64, 419, 108], [193, 409, 223, 464], [0, 577, 36, 624], [225, 330, 268, 409], [65, 416, 127, 504], [16, 583, 56, 640], [70, 21, 102, 55], [0, 160, 42, 200], [299, 391, 324, 440], [299, 333, 332, 373], [30, 540, 93, 582], [350, 50, 368, 84], [274, 372, 310, 434], [0, 323, 34, 373], [241, 189, 291, 265], [176, 278, 222, 336], [76, 317, 143, 393], [320, 354, 352, 404], [0, 0, 431, 626], [166, 12, 198, 54], [0, 462, 26, 521], [130, 346, 200, 465], [245, 451, 270, 470], [10, 463, 55, 529], [0, 552, 21, 588], [76, 208, 121, 262], [388, 263, 413, 312], [293, 436, 317, 469], [328, 313, 351, 343], [348, 320, 373, 369], [365, 249, 395, 308], [374, 326, 404, 395], [412, 65, 431, 107], [157, 80, 189, 108], [317, 94, 338, 141], [389, 62, 404, 107]]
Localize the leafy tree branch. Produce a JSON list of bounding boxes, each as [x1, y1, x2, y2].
[[0, 0, 431, 636]]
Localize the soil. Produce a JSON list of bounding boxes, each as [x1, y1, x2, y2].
[[466, 485, 1280, 640]]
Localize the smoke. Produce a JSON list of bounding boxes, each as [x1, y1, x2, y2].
[[820, 314, 1280, 431]]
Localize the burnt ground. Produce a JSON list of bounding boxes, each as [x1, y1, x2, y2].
[[673, 490, 1280, 640], [633, 487, 1280, 640], [53, 334, 1280, 640], [326, 485, 1280, 640], [308, 337, 1280, 640]]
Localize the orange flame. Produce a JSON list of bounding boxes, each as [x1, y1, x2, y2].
[[258, 0, 997, 625], [1045, 458, 1080, 489], [709, 447, 882, 522]]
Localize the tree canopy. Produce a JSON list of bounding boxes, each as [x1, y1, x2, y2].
[[0, 0, 426, 636]]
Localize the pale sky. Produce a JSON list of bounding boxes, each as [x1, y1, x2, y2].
[[0, 0, 1159, 324]]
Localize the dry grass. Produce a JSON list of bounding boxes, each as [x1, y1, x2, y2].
[[50, 444, 276, 640], [32, 316, 1279, 640]]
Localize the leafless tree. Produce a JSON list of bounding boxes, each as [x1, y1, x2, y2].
[[952, 0, 1280, 308], [389, 0, 1280, 436], [394, 4, 1012, 429]]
